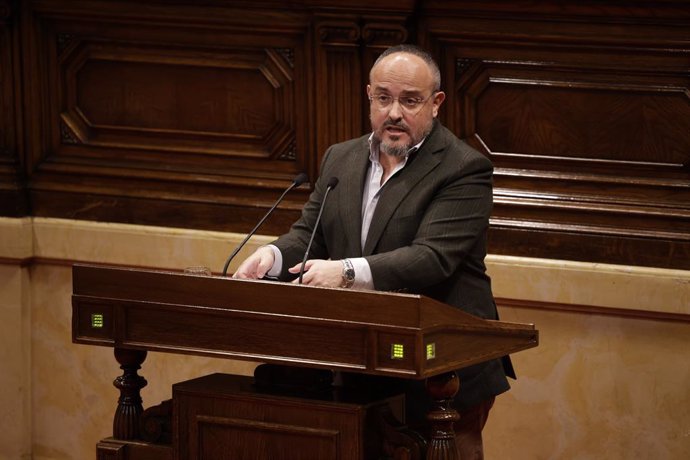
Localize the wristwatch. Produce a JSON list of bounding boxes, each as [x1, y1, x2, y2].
[[341, 259, 355, 288]]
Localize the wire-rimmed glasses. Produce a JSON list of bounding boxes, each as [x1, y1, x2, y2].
[[368, 92, 436, 115]]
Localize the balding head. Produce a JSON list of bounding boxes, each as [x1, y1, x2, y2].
[[370, 45, 441, 92]]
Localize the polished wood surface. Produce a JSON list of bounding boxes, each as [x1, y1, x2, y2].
[[74, 263, 537, 459], [72, 264, 538, 378], [3, 0, 689, 269]]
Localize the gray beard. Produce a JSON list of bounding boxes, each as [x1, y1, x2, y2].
[[373, 119, 434, 158], [380, 141, 412, 158]]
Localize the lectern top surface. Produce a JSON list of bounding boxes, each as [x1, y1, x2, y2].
[[72, 264, 526, 332]]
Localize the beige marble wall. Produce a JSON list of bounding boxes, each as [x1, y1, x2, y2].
[[1, 218, 262, 460], [485, 308, 690, 459], [0, 264, 32, 460], [1, 217, 689, 459]]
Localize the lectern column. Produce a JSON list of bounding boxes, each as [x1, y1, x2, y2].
[[426, 372, 460, 460], [112, 348, 148, 440]]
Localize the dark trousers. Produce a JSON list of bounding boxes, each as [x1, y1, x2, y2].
[[453, 396, 494, 459]]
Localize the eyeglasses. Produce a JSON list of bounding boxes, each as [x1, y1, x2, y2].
[[369, 92, 436, 115]]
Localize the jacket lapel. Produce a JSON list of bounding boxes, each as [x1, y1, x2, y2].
[[362, 124, 446, 256]]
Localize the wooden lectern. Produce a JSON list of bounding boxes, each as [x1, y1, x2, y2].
[[72, 264, 538, 459]]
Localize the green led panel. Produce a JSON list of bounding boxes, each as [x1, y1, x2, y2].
[[91, 313, 104, 328], [391, 343, 404, 359], [426, 342, 436, 360]]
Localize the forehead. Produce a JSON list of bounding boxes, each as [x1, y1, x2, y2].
[[370, 53, 434, 92]]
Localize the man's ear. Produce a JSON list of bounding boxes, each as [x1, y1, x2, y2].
[[432, 91, 446, 117]]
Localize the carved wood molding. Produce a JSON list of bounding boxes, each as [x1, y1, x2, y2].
[[59, 120, 80, 144], [361, 23, 408, 47], [278, 140, 297, 161], [56, 38, 297, 156], [455, 58, 477, 76], [276, 47, 294, 68], [316, 18, 408, 47], [56, 32, 75, 55], [316, 21, 360, 45]]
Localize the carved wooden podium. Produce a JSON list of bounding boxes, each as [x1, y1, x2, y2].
[[72, 264, 538, 460]]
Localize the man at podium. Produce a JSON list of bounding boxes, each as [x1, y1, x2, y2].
[[234, 44, 514, 459]]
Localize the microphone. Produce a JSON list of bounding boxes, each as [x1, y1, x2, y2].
[[222, 172, 308, 276], [298, 177, 339, 284]]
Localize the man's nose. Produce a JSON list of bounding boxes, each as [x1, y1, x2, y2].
[[387, 98, 404, 119]]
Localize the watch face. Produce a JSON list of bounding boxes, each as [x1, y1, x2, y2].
[[342, 260, 355, 287]]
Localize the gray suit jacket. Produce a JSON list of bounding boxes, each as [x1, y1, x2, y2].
[[274, 120, 514, 410]]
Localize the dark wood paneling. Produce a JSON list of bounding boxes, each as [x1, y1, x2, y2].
[[422, 0, 690, 268], [313, 14, 409, 164], [0, 0, 29, 215], [23, 0, 315, 231], [5, 0, 690, 269], [174, 374, 406, 460], [29, 189, 306, 233], [59, 43, 297, 160]]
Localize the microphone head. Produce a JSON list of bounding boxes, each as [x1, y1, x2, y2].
[[293, 172, 309, 186], [327, 177, 339, 189]]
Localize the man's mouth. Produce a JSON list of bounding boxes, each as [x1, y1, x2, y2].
[[384, 125, 408, 135]]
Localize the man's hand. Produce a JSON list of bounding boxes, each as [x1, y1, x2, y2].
[[232, 246, 275, 279], [288, 259, 342, 287]]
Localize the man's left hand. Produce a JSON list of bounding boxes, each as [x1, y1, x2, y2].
[[288, 259, 343, 287]]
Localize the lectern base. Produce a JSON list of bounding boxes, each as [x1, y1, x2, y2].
[[96, 438, 172, 460], [174, 373, 406, 460], [96, 372, 421, 460]]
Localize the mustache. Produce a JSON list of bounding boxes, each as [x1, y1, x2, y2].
[[383, 120, 409, 131]]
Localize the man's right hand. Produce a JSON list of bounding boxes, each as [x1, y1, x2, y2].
[[232, 246, 275, 279]]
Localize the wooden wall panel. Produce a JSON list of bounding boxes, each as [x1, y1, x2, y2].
[[59, 44, 298, 159], [314, 17, 364, 160], [23, 0, 315, 231], [422, 1, 690, 268], [313, 15, 408, 164], [0, 0, 28, 215], [3, 0, 689, 269]]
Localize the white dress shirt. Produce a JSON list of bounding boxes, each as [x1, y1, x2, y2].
[[267, 134, 424, 289]]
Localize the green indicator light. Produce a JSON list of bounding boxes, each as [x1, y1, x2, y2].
[[391, 343, 404, 359], [426, 343, 436, 360], [91, 313, 104, 328]]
